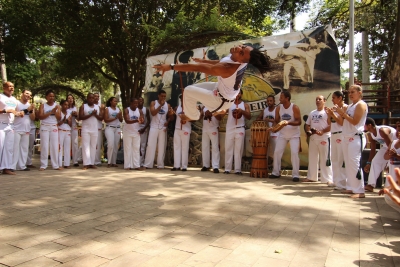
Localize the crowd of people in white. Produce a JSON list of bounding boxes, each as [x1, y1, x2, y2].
[[1, 81, 400, 210]]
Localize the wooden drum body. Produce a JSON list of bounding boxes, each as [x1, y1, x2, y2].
[[250, 121, 269, 178]]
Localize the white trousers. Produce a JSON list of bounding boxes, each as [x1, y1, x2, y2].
[[225, 127, 245, 172], [307, 136, 333, 183], [123, 132, 140, 169], [58, 130, 71, 167], [140, 129, 149, 166], [173, 129, 191, 169], [384, 194, 400, 213], [95, 129, 103, 164], [40, 124, 59, 169], [71, 128, 79, 164], [183, 82, 235, 120], [387, 164, 399, 187], [105, 126, 121, 165], [342, 134, 366, 194], [26, 128, 36, 166], [13, 131, 30, 170], [368, 148, 388, 187], [268, 136, 277, 158], [144, 128, 166, 168], [283, 59, 306, 89], [272, 136, 300, 177], [331, 133, 346, 189], [81, 131, 98, 166], [202, 130, 220, 169]]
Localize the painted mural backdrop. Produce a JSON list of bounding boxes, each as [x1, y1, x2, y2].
[[144, 25, 340, 169]]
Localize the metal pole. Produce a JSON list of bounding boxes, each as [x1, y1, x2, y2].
[[349, 0, 355, 86]]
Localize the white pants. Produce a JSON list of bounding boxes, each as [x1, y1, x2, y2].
[[331, 133, 346, 189], [342, 134, 366, 194], [183, 82, 236, 120], [225, 127, 245, 172], [58, 130, 71, 167], [283, 59, 306, 89], [26, 128, 36, 166], [40, 124, 59, 169], [388, 164, 399, 187], [368, 148, 388, 187], [71, 128, 79, 164], [268, 136, 277, 158], [173, 129, 191, 169], [384, 194, 400, 213], [272, 136, 300, 177], [139, 129, 149, 166], [123, 131, 140, 169], [13, 131, 30, 170], [307, 136, 333, 183], [0, 124, 15, 170], [105, 126, 121, 165], [95, 129, 103, 164], [202, 130, 220, 169], [144, 128, 166, 168], [81, 131, 98, 166]]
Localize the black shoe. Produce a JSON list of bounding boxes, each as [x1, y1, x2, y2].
[[213, 168, 219, 173], [235, 172, 242, 175], [292, 177, 300, 182], [269, 174, 280, 179], [223, 171, 230, 174], [181, 168, 187, 171], [201, 166, 209, 172], [22, 168, 30, 171], [73, 163, 79, 167], [171, 167, 181, 171]]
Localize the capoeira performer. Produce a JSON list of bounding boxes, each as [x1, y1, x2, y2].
[[364, 117, 397, 192], [303, 95, 333, 185], [1, 82, 22, 175], [123, 98, 143, 170], [224, 89, 251, 175], [38, 90, 62, 171], [26, 106, 37, 169], [335, 85, 368, 198], [256, 95, 278, 163], [143, 90, 174, 169], [104, 96, 122, 168], [138, 97, 150, 167], [67, 94, 80, 167], [57, 100, 72, 168], [201, 107, 222, 173], [94, 92, 104, 166], [325, 91, 347, 190], [152, 45, 271, 121], [13, 89, 35, 171], [79, 93, 101, 170], [172, 95, 192, 171], [269, 91, 302, 182]]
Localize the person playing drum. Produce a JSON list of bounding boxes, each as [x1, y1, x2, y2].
[[256, 95, 277, 164]]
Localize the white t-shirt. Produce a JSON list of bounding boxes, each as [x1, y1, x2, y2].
[[41, 103, 58, 125], [106, 107, 121, 127], [263, 107, 278, 137], [226, 102, 245, 131], [343, 100, 368, 136], [14, 101, 32, 132], [217, 55, 248, 100], [370, 126, 397, 148], [124, 107, 141, 134], [306, 109, 331, 139], [175, 105, 191, 132], [278, 103, 300, 138], [150, 100, 168, 130], [58, 112, 72, 131], [0, 94, 18, 124], [81, 104, 99, 133], [67, 106, 78, 129], [202, 107, 219, 133]]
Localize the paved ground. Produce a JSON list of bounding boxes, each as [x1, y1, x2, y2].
[[0, 159, 399, 267]]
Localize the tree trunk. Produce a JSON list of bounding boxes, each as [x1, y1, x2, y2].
[[386, 0, 400, 96]]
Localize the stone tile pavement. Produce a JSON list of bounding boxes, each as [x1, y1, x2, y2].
[[0, 161, 399, 267]]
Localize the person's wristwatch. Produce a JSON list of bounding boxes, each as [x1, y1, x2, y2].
[[170, 63, 175, 70]]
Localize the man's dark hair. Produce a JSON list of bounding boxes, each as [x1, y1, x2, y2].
[[249, 49, 272, 74], [130, 97, 138, 103], [267, 95, 275, 100], [365, 117, 376, 127], [281, 90, 291, 101], [159, 90, 166, 95], [60, 99, 68, 106]]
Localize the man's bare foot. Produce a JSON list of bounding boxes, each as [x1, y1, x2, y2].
[[107, 164, 111, 168], [111, 164, 118, 167], [302, 178, 317, 182], [365, 185, 374, 192], [82, 166, 88, 170], [124, 168, 130, 171], [64, 166, 70, 169], [54, 167, 63, 170], [89, 165, 97, 169], [27, 165, 36, 168], [350, 193, 365, 198], [341, 190, 353, 194], [3, 169, 16, 175], [39, 168, 45, 171]]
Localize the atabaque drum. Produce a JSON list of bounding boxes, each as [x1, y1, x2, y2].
[[250, 120, 269, 178]]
